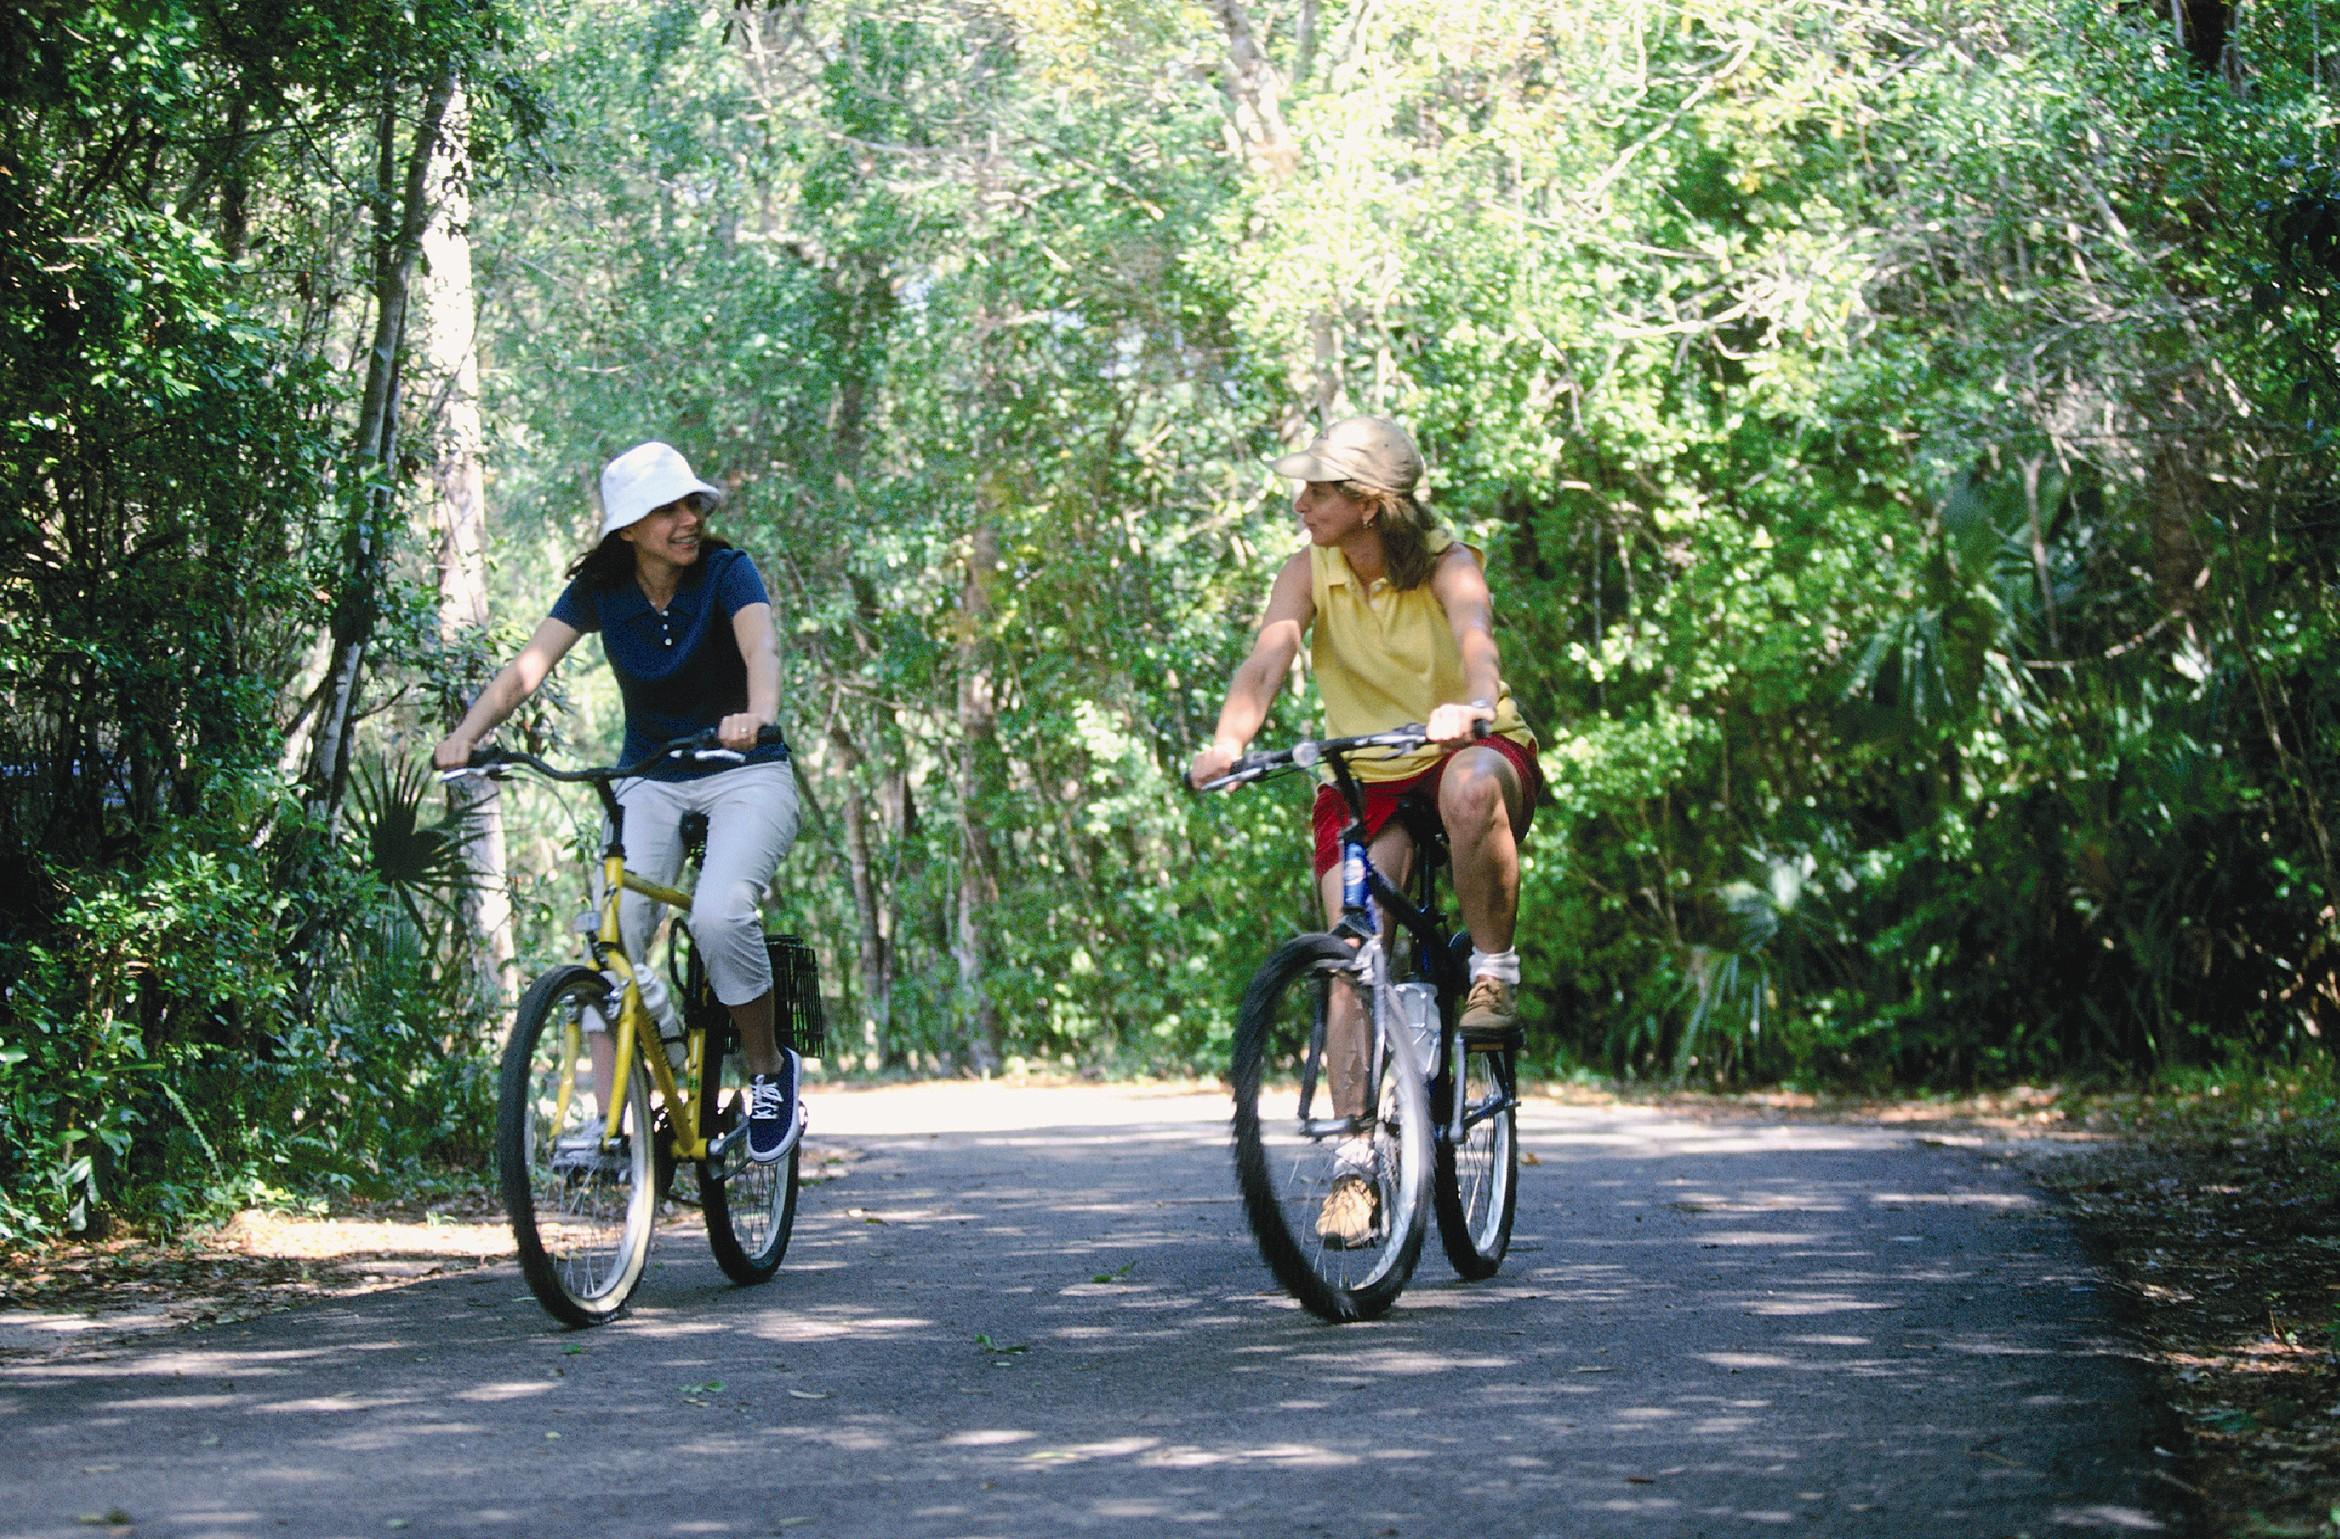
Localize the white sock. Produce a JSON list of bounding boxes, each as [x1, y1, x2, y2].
[[1470, 948, 1521, 985]]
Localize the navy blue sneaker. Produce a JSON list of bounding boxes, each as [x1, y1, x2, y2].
[[745, 1052, 802, 1165]]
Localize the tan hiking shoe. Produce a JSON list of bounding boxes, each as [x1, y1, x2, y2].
[[1315, 1174, 1380, 1249], [1459, 974, 1520, 1047]]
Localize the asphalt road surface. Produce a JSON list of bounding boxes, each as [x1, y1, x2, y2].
[[0, 1086, 2173, 1539]]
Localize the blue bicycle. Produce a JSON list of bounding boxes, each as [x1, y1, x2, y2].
[[1204, 725, 1520, 1321]]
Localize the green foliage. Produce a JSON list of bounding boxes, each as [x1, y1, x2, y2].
[[11, 0, 2340, 1244], [0, 788, 493, 1243], [462, 0, 2340, 1091], [0, 0, 524, 1239]]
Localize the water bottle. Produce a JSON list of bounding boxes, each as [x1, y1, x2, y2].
[[637, 969, 689, 1069], [597, 966, 688, 1070], [1341, 841, 1377, 929], [1392, 982, 1439, 1079]]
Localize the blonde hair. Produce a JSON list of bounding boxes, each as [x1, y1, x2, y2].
[[1342, 482, 1439, 590]]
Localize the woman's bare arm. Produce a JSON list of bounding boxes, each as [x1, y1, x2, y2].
[[1427, 545, 1503, 744], [433, 617, 582, 768], [1190, 551, 1314, 785]]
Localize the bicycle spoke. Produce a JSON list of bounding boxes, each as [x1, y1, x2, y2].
[[698, 1025, 798, 1283], [500, 968, 657, 1325], [1234, 936, 1431, 1321], [1434, 1042, 1517, 1279]]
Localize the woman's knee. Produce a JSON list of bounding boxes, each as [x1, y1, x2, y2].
[[1440, 758, 1510, 829], [690, 879, 763, 943]]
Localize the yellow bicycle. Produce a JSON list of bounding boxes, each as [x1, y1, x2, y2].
[[446, 729, 821, 1326]]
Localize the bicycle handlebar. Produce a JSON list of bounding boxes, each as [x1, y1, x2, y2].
[[437, 725, 788, 786], [1196, 719, 1490, 793]]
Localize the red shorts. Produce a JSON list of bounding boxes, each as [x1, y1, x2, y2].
[[1310, 734, 1542, 878]]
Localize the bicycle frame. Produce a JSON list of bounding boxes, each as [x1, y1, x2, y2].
[[447, 733, 780, 1169], [1313, 750, 1449, 1141], [578, 785, 728, 1163], [1309, 742, 1509, 1150]]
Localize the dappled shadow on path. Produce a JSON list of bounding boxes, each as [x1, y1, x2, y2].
[[0, 1100, 2169, 1539]]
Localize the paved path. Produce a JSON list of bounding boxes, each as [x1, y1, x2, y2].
[[0, 1088, 2172, 1538]]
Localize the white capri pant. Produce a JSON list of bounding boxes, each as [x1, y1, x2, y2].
[[614, 760, 802, 1006]]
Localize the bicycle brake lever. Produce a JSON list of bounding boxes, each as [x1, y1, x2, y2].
[[1198, 751, 1277, 792]]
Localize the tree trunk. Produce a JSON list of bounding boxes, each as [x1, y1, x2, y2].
[[827, 725, 892, 1066], [1210, 0, 1344, 418], [303, 64, 459, 830], [1209, 0, 1299, 177], [417, 85, 515, 1011], [954, 518, 1004, 1073]]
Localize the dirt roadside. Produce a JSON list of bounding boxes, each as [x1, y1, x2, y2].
[[1708, 1085, 2340, 1539], [3, 1080, 2334, 1535], [2026, 1108, 2340, 1539]]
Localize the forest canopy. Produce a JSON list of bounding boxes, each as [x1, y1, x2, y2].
[[3, 0, 2336, 1240]]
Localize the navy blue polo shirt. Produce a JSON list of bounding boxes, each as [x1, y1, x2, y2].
[[550, 546, 791, 780]]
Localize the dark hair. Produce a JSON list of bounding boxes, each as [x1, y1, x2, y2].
[[1340, 482, 1440, 590], [565, 529, 734, 590]]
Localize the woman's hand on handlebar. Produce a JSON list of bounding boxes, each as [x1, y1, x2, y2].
[[1188, 738, 1244, 790], [432, 731, 478, 771], [1425, 700, 1495, 748], [715, 712, 772, 753]]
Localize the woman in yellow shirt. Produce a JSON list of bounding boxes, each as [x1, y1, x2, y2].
[[1190, 416, 1539, 1239]]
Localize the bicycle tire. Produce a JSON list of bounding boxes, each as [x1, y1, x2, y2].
[[498, 965, 657, 1327], [1232, 933, 1432, 1322], [1433, 1034, 1519, 1279], [698, 1023, 799, 1283]]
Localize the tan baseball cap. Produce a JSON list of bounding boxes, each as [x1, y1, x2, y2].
[[1269, 415, 1424, 494]]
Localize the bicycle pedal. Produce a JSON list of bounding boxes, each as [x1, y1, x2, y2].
[[550, 1132, 629, 1177]]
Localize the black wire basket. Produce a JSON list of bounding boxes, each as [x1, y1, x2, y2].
[[765, 933, 828, 1061]]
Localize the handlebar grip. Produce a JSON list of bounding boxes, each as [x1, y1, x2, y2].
[[1193, 751, 1277, 793], [667, 725, 790, 752]]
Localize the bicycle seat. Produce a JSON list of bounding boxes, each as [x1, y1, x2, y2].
[[677, 811, 710, 866], [1393, 792, 1450, 871]]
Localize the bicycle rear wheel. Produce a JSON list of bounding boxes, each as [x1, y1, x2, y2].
[[698, 1024, 799, 1283], [498, 966, 657, 1327], [1433, 1033, 1518, 1279], [1231, 934, 1431, 1322]]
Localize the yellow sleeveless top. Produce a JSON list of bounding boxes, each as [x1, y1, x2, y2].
[[1307, 531, 1538, 783]]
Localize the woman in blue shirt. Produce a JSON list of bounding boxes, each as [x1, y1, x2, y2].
[[434, 441, 804, 1163]]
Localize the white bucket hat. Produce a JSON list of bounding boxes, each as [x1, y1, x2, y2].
[[1269, 415, 1424, 495], [598, 441, 722, 538]]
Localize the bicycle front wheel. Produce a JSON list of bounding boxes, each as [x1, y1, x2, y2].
[[1231, 934, 1431, 1322], [698, 1025, 799, 1283], [498, 966, 657, 1327], [1434, 1034, 1519, 1279]]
